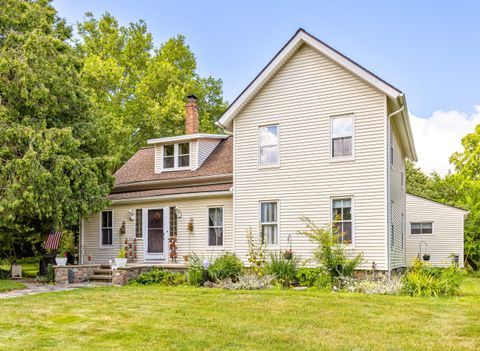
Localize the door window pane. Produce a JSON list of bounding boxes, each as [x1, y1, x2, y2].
[[135, 209, 142, 238], [148, 209, 164, 253]]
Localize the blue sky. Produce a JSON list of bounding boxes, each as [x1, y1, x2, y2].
[[54, 0, 480, 174]]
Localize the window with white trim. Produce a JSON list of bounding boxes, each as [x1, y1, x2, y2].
[[331, 115, 353, 158], [163, 143, 190, 170], [101, 210, 113, 246], [332, 198, 352, 244], [260, 201, 278, 245], [208, 207, 223, 246], [163, 144, 174, 169], [178, 143, 190, 167], [411, 222, 433, 235], [259, 125, 279, 166]]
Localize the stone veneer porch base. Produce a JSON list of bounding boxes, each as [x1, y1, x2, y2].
[[54, 263, 187, 286]]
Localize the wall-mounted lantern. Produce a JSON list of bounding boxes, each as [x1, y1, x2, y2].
[[175, 208, 183, 219], [128, 209, 135, 221]]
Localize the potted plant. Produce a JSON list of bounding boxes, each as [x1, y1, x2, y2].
[[115, 248, 128, 268], [422, 254, 430, 261], [55, 230, 74, 266], [283, 249, 293, 260]]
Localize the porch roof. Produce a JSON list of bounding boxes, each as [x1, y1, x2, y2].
[[108, 183, 233, 201]]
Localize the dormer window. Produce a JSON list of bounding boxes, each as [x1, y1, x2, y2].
[[331, 114, 354, 159], [163, 143, 190, 170]]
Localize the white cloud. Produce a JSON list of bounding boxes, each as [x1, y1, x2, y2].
[[409, 107, 480, 176]]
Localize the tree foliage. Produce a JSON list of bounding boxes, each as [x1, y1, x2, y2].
[[76, 13, 227, 168], [0, 0, 114, 256]]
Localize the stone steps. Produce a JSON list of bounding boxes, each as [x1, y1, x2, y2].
[[90, 265, 112, 283]]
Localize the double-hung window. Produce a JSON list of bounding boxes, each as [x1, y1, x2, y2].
[[101, 210, 113, 246], [208, 207, 224, 246], [331, 115, 353, 158], [163, 143, 190, 170], [411, 222, 433, 235], [259, 125, 279, 166], [332, 198, 352, 244], [163, 145, 175, 169], [260, 201, 278, 245]]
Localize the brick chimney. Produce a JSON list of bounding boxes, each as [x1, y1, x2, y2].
[[185, 94, 199, 134]]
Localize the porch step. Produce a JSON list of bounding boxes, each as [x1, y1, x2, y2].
[[90, 274, 112, 281], [93, 268, 112, 274]]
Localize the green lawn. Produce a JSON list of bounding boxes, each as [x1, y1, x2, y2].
[[0, 280, 26, 293], [0, 257, 40, 278], [0, 276, 479, 351]]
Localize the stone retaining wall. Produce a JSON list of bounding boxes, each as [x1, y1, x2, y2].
[[54, 265, 100, 284], [111, 266, 153, 286]]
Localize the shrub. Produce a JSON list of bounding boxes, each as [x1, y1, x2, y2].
[[214, 274, 275, 290], [296, 267, 323, 287], [187, 253, 206, 286], [129, 268, 187, 286], [264, 252, 300, 287], [207, 252, 243, 281], [299, 217, 364, 282], [340, 276, 403, 295], [246, 227, 266, 275], [0, 268, 10, 279], [402, 259, 461, 297]]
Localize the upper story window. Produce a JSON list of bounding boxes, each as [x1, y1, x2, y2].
[[100, 210, 113, 246], [332, 198, 352, 244], [331, 115, 353, 158], [259, 125, 279, 166], [163, 143, 190, 170], [260, 201, 278, 245], [411, 222, 433, 235]]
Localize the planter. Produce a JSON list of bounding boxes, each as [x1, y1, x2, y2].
[[423, 254, 431, 261], [55, 257, 68, 266], [115, 258, 128, 268], [283, 252, 293, 260]]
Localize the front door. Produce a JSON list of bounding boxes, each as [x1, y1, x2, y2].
[[144, 208, 169, 260]]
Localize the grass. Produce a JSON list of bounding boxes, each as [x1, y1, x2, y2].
[[0, 257, 40, 278], [0, 275, 478, 350], [0, 280, 26, 293]]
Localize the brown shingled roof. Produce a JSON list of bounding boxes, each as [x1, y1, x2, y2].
[[113, 137, 233, 186], [108, 183, 232, 201]]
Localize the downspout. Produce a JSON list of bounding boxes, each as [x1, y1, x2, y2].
[[386, 104, 405, 273]]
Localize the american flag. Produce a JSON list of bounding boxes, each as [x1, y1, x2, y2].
[[44, 230, 62, 250]]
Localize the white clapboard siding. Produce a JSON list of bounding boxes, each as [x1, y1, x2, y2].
[[233, 43, 388, 269], [82, 195, 233, 264], [406, 194, 466, 267], [197, 139, 221, 168], [389, 123, 407, 269]]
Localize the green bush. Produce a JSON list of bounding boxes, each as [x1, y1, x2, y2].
[[129, 268, 186, 286], [207, 253, 243, 282], [296, 268, 323, 287], [264, 252, 300, 287], [299, 217, 364, 281], [402, 259, 461, 297]]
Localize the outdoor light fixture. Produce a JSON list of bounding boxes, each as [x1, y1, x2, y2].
[[128, 209, 135, 221], [175, 208, 182, 218]]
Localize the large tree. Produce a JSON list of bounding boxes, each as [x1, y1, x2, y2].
[[0, 0, 113, 256], [76, 13, 227, 169]]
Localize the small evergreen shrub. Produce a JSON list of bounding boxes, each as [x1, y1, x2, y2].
[[129, 268, 187, 286], [402, 259, 461, 297], [264, 252, 301, 287], [207, 252, 243, 281], [0, 268, 10, 279]]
